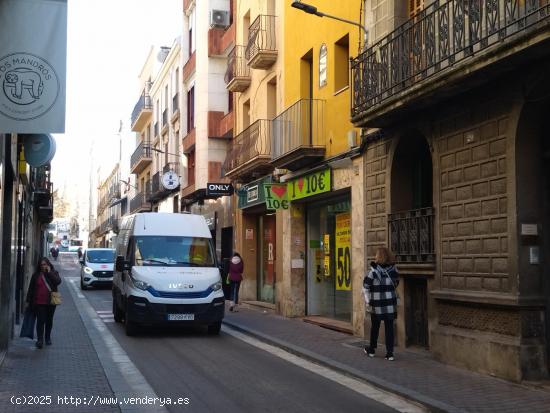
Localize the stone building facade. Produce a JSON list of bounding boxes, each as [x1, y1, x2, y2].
[[353, 0, 550, 380]]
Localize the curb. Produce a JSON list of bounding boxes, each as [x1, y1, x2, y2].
[[222, 318, 462, 413]]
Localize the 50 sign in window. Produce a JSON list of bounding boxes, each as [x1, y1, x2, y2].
[[288, 169, 331, 201], [335, 213, 351, 291]]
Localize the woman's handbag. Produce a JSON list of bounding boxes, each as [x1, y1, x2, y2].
[[20, 306, 36, 339], [42, 274, 62, 305], [50, 291, 62, 305]]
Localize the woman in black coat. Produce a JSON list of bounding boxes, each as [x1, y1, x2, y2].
[[26, 257, 61, 348]]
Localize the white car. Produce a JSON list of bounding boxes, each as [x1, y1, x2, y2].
[[80, 248, 116, 290]]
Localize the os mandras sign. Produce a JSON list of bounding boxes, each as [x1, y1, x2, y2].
[[0, 53, 60, 121]]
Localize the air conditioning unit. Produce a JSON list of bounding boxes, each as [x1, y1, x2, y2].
[[210, 9, 229, 28]]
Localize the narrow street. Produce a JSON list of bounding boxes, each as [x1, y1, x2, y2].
[[49, 253, 421, 413]]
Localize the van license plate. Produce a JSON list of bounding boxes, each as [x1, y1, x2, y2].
[[168, 314, 194, 321]]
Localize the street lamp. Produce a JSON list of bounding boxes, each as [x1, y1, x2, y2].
[[150, 147, 181, 158], [291, 1, 369, 50]]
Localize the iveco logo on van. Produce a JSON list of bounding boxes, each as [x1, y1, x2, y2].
[[168, 283, 194, 289], [206, 183, 234, 197]]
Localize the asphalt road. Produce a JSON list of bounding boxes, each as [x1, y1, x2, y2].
[[57, 253, 401, 413]]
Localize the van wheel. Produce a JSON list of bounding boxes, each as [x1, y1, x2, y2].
[[80, 278, 87, 290], [113, 299, 123, 323], [125, 315, 138, 336], [207, 321, 221, 335]]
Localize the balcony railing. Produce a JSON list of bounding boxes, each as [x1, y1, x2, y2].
[[130, 142, 152, 174], [131, 82, 152, 131], [271, 99, 326, 170], [31, 165, 52, 195], [351, 0, 550, 121], [223, 119, 272, 178], [245, 15, 277, 69], [389, 207, 435, 263], [130, 189, 151, 213], [225, 45, 251, 92]]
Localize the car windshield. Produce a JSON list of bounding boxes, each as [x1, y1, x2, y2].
[[134, 236, 216, 267], [87, 250, 115, 263]]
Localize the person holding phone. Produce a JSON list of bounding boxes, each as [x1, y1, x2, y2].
[[25, 257, 61, 348]]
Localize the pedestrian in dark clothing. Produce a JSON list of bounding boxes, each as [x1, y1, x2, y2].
[[77, 247, 83, 259], [363, 247, 399, 361], [228, 252, 243, 312], [26, 257, 61, 349], [50, 245, 59, 260]]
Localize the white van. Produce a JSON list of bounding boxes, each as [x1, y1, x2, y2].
[[112, 213, 224, 336], [80, 248, 116, 289]]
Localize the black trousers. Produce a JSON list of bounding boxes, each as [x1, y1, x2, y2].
[[230, 281, 241, 304], [35, 305, 56, 341], [369, 313, 395, 355]]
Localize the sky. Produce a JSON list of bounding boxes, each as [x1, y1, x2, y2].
[[51, 0, 181, 219]]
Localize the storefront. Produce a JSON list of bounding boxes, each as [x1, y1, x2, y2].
[[306, 196, 351, 321], [237, 176, 277, 304], [281, 167, 353, 322]]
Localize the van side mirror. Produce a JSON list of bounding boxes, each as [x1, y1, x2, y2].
[[79, 258, 85, 265], [115, 255, 131, 272]]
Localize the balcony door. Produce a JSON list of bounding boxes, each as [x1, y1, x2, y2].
[[390, 131, 433, 348]]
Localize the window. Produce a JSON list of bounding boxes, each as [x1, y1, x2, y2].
[[319, 44, 327, 88], [187, 86, 195, 133], [134, 236, 216, 267], [334, 34, 349, 92], [408, 0, 424, 17], [187, 151, 195, 186]]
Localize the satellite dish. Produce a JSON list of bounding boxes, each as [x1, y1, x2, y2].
[[22, 134, 56, 167]]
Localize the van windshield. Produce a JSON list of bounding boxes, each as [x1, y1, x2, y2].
[[134, 236, 216, 267], [87, 250, 115, 263]]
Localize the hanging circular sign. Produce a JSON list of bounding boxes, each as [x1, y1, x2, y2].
[[161, 170, 179, 190]]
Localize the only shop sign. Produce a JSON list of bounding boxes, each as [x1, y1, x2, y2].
[[264, 183, 289, 210], [288, 169, 331, 201]]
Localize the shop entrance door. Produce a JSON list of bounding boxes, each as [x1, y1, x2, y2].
[[307, 199, 352, 321], [257, 214, 276, 303]]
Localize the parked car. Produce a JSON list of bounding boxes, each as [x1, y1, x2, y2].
[[80, 248, 116, 290], [112, 212, 224, 336]]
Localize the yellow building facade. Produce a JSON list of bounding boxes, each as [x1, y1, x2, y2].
[[275, 1, 365, 335]]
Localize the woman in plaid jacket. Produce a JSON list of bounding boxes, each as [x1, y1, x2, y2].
[[363, 247, 399, 360]]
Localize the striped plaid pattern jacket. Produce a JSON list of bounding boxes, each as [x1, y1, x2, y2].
[[363, 262, 399, 317]]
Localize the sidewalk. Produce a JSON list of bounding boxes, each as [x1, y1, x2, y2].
[[0, 280, 119, 412], [223, 305, 550, 413]]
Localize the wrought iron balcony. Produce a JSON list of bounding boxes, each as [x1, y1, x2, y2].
[[130, 142, 152, 175], [31, 165, 53, 207], [389, 207, 435, 263], [37, 192, 53, 223], [246, 15, 277, 69], [271, 99, 325, 171], [351, 0, 550, 126], [225, 45, 251, 92], [131, 82, 152, 131], [223, 119, 272, 180], [130, 188, 151, 213]]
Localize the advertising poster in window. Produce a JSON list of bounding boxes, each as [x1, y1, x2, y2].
[[335, 212, 351, 291]]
